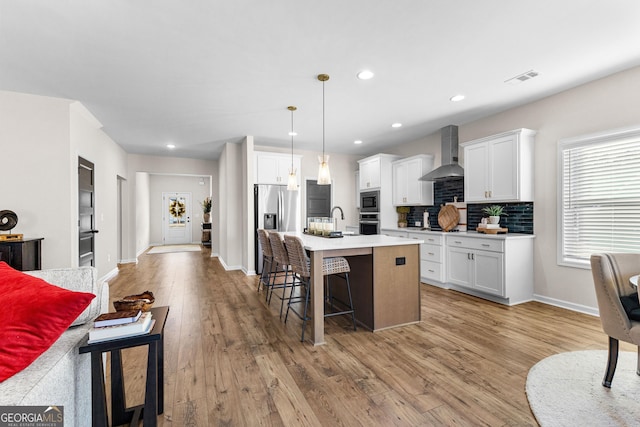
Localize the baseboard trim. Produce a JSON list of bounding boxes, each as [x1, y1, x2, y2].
[[218, 257, 242, 271], [422, 281, 600, 316], [99, 267, 119, 284], [533, 294, 599, 317]]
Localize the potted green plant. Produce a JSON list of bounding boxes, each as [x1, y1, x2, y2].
[[201, 197, 212, 223], [482, 205, 507, 225], [396, 206, 410, 228]]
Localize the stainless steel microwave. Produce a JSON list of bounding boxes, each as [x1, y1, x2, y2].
[[360, 190, 380, 213]]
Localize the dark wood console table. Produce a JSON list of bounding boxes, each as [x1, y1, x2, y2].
[[201, 222, 212, 247], [79, 306, 170, 427], [0, 238, 43, 271]]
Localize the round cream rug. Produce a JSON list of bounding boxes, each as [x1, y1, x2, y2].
[[526, 350, 640, 426]]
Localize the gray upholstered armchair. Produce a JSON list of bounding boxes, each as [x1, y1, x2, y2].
[[590, 253, 640, 387]]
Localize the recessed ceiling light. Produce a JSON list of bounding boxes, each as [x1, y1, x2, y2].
[[166, 144, 176, 149], [354, 140, 363, 145], [391, 123, 402, 128], [450, 94, 465, 102], [357, 70, 374, 80], [288, 131, 297, 136]]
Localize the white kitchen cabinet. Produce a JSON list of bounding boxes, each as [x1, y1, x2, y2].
[[407, 231, 445, 283], [255, 152, 302, 186], [358, 154, 400, 190], [460, 128, 536, 202], [359, 156, 381, 190], [392, 155, 435, 206], [447, 246, 504, 295], [358, 154, 402, 230], [445, 234, 533, 305]]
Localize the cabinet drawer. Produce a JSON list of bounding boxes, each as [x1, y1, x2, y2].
[[421, 260, 443, 282], [424, 234, 443, 245], [421, 243, 441, 262], [446, 236, 504, 252], [408, 232, 443, 245]]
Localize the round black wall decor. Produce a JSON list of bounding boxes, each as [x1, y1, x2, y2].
[[0, 210, 18, 231]]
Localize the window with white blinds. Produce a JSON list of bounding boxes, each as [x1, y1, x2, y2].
[[558, 126, 640, 268]]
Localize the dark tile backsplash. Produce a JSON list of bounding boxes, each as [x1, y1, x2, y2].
[[406, 177, 534, 234]]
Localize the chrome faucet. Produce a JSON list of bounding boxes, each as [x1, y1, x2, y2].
[[330, 206, 345, 220]]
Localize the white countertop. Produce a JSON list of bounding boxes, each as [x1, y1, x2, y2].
[[284, 232, 423, 251], [380, 227, 535, 239]]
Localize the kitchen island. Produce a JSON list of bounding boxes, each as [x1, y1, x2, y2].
[[288, 232, 423, 345]]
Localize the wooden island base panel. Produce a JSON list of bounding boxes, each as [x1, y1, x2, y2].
[[344, 245, 420, 331], [294, 232, 423, 345]]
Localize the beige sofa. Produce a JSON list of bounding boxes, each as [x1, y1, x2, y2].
[[0, 267, 109, 427]]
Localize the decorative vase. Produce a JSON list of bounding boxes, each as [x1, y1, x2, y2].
[[203, 213, 211, 223], [489, 215, 500, 225], [398, 212, 408, 228]]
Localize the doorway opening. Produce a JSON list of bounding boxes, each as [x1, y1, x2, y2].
[[162, 192, 193, 245], [78, 157, 97, 267]]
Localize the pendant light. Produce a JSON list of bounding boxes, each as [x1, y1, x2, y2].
[[287, 106, 298, 191], [317, 73, 331, 185]]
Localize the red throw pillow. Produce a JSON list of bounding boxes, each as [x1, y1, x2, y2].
[[0, 262, 95, 382]]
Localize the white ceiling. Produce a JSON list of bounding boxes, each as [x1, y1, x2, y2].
[[2, 1, 640, 160]]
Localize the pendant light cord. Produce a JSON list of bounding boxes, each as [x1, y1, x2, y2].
[[322, 79, 325, 160]]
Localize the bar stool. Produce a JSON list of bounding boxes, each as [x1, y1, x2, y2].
[[283, 235, 356, 342], [256, 229, 274, 294], [267, 232, 301, 318]]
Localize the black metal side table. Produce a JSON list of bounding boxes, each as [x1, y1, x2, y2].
[[79, 306, 169, 426]]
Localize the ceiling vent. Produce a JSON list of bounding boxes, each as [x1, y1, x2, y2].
[[505, 69, 539, 85]]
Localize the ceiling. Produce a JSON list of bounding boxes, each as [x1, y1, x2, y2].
[[2, 1, 640, 160]]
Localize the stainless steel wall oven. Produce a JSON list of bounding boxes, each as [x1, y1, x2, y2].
[[359, 213, 379, 235]]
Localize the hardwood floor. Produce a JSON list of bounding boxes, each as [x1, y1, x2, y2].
[[106, 247, 627, 426]]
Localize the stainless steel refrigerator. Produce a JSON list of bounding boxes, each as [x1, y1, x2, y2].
[[254, 184, 300, 273]]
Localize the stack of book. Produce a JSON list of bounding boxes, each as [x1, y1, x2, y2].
[[88, 310, 155, 343]]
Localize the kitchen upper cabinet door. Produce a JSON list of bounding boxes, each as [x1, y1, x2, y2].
[[462, 129, 535, 202], [392, 155, 434, 206], [359, 157, 381, 190], [488, 135, 518, 201], [406, 157, 431, 204], [464, 142, 490, 202], [255, 153, 300, 185], [392, 161, 409, 205], [256, 154, 281, 184], [473, 250, 504, 296]]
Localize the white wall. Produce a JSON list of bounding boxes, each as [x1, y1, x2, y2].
[[385, 65, 640, 313], [70, 102, 128, 276], [134, 172, 150, 259], [0, 90, 128, 278], [0, 91, 72, 269], [242, 137, 254, 274], [218, 141, 243, 270]]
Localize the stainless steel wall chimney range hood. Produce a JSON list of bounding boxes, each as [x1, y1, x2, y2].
[[419, 125, 464, 181]]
